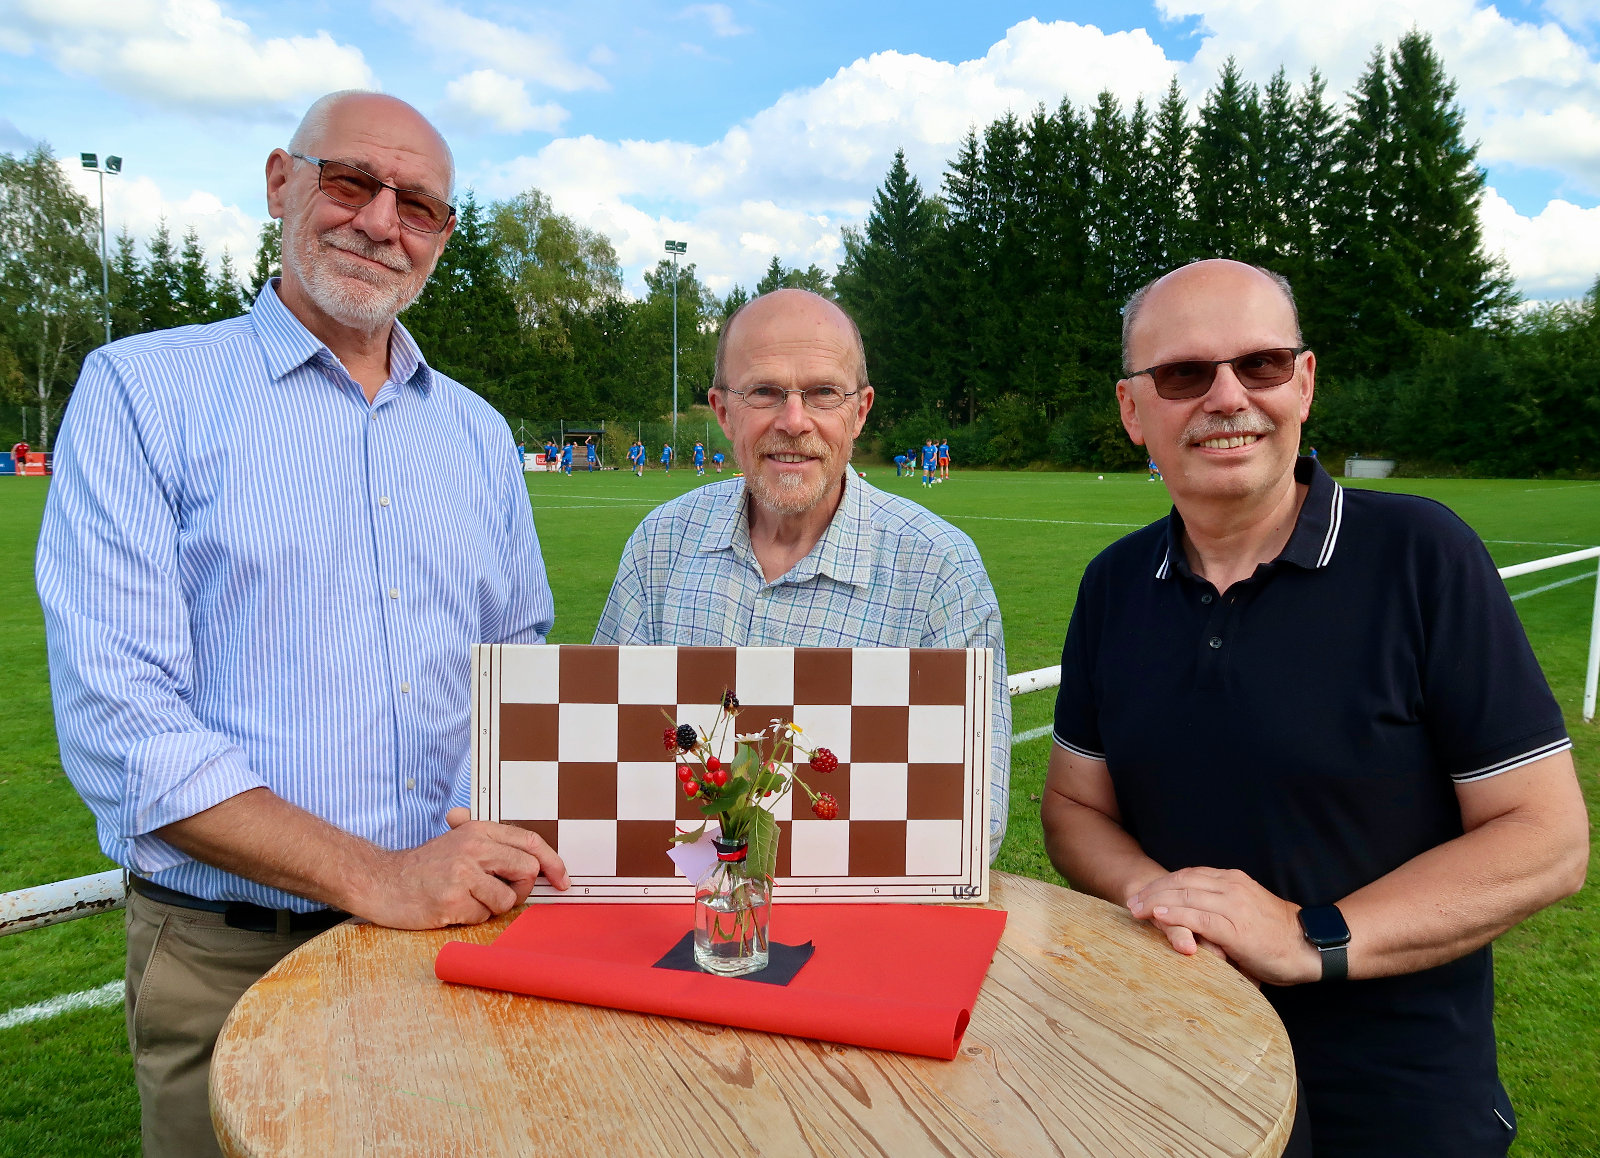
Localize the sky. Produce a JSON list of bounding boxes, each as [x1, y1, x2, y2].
[[2, 0, 1598, 302]]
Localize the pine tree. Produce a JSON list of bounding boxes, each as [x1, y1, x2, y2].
[[1257, 68, 1297, 267], [177, 227, 212, 324], [1147, 78, 1194, 272], [1287, 69, 1339, 315], [1192, 59, 1264, 260], [212, 248, 248, 320], [250, 220, 281, 297], [142, 220, 183, 332], [110, 227, 145, 338]]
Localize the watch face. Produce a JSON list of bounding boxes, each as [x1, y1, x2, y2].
[[1299, 905, 1350, 946]]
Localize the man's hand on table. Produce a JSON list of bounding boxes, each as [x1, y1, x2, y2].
[[1127, 867, 1322, 986], [355, 810, 570, 930]]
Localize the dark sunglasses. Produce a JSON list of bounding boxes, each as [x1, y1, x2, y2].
[[290, 153, 455, 235], [1128, 346, 1310, 400]]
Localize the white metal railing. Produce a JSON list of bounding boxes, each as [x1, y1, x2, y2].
[[4, 546, 1595, 938]]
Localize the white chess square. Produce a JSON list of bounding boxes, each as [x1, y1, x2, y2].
[[736, 647, 794, 704], [848, 763, 908, 820], [617, 646, 676, 704], [498, 761, 557, 819], [558, 703, 618, 761], [852, 648, 909, 705], [789, 818, 851, 875], [906, 820, 964, 875], [616, 762, 677, 820], [767, 780, 794, 821], [790, 703, 851, 762], [907, 705, 968, 764], [498, 645, 559, 704], [676, 703, 732, 762], [558, 820, 617, 876]]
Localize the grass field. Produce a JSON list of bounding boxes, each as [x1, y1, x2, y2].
[[2, 465, 1597, 1156]]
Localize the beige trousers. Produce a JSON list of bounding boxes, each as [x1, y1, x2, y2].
[[124, 889, 325, 1158]]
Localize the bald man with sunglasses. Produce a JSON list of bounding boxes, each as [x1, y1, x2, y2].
[[39, 91, 568, 1157], [1042, 259, 1586, 1157]]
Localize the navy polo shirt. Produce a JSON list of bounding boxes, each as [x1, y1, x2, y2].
[[1053, 457, 1571, 1156]]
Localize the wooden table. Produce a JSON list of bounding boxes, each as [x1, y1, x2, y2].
[[211, 873, 1296, 1157]]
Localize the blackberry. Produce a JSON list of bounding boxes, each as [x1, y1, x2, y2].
[[721, 689, 740, 711], [676, 723, 699, 752]]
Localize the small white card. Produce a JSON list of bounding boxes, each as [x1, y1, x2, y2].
[[665, 823, 723, 884]]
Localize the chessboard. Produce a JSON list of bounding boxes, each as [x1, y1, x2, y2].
[[472, 644, 993, 902]]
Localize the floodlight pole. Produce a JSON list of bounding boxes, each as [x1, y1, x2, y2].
[[665, 240, 687, 460], [80, 153, 121, 346]]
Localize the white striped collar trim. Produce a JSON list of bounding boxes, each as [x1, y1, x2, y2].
[[1053, 734, 1107, 762]]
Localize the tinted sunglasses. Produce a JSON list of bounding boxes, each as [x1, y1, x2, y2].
[[290, 153, 456, 235], [1128, 346, 1309, 400]]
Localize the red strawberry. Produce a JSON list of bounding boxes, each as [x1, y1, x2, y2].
[[811, 792, 839, 820], [809, 747, 839, 774]]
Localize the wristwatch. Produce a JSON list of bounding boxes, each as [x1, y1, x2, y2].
[[1297, 904, 1350, 982]]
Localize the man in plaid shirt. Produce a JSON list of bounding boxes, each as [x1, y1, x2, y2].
[[594, 290, 1010, 861]]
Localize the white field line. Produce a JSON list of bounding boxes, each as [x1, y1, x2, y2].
[[0, 979, 121, 1031], [1012, 724, 1054, 744], [1518, 483, 1600, 493], [524, 493, 669, 503], [1510, 572, 1595, 601], [1485, 539, 1588, 549], [530, 503, 657, 512]]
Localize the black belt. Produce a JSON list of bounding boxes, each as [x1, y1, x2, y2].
[[129, 876, 350, 935]]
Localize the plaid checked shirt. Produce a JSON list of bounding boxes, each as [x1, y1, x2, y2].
[[593, 474, 1010, 861]]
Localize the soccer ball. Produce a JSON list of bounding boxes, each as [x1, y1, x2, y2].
[[1097, 475, 1104, 480]]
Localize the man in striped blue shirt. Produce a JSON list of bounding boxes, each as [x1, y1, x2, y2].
[[38, 91, 567, 1158], [594, 290, 1010, 861]]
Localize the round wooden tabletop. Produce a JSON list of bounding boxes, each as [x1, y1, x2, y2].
[[211, 872, 1296, 1157]]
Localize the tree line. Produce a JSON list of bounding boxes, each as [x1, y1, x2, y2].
[[3, 30, 1595, 473]]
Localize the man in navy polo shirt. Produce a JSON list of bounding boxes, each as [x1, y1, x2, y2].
[[1042, 259, 1588, 1157]]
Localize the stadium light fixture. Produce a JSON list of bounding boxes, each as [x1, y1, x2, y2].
[[81, 153, 123, 346]]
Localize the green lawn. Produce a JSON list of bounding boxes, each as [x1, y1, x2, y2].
[[2, 467, 1597, 1155]]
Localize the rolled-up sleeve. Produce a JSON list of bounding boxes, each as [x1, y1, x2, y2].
[[37, 350, 268, 875]]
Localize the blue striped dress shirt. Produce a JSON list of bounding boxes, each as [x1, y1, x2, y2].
[[37, 282, 553, 910], [593, 474, 1011, 860]]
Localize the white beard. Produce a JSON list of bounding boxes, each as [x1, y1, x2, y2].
[[283, 224, 429, 333]]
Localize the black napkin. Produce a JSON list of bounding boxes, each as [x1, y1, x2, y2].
[[652, 932, 815, 986]]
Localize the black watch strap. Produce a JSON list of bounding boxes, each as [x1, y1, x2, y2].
[[1297, 904, 1351, 982]]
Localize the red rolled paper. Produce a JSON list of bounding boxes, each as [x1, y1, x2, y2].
[[435, 903, 1006, 1060]]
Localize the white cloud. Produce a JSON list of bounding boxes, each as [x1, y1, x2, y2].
[[374, 0, 606, 92], [678, 4, 751, 38], [1480, 187, 1600, 300], [65, 163, 263, 280], [476, 19, 1176, 294], [1159, 0, 1600, 195], [440, 70, 568, 134], [0, 0, 375, 112]]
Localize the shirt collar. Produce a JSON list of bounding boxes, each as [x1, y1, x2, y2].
[[248, 278, 435, 395], [1156, 455, 1345, 580], [705, 471, 877, 589]]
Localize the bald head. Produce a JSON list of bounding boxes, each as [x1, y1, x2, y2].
[[289, 91, 455, 199], [714, 289, 869, 394], [1122, 260, 1301, 374]]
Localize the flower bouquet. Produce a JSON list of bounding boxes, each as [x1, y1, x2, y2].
[[664, 690, 839, 975]]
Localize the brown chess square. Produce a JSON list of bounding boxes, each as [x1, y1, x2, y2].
[[909, 649, 968, 705], [677, 646, 737, 705], [560, 645, 619, 703], [731, 704, 794, 763], [848, 821, 908, 877], [558, 763, 618, 820], [773, 820, 792, 878], [505, 819, 559, 849], [618, 703, 677, 762], [851, 705, 909, 762], [498, 703, 558, 761], [907, 763, 967, 819], [615, 821, 678, 878], [794, 648, 852, 703]]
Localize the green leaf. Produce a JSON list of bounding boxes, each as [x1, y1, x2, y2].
[[669, 820, 710, 845], [748, 809, 781, 881]]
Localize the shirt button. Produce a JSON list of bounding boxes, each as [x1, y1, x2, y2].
[[399, 681, 411, 693], [379, 496, 390, 507], [405, 777, 416, 790], [388, 588, 399, 600], [1208, 636, 1223, 649], [1201, 593, 1214, 604]]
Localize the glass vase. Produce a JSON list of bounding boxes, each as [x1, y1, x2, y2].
[[693, 838, 771, 976]]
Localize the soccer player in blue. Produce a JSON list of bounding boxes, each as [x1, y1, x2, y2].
[[921, 439, 937, 486], [660, 442, 673, 473], [693, 441, 706, 476], [561, 441, 574, 475], [632, 440, 645, 477], [585, 437, 597, 472], [712, 450, 725, 473], [893, 452, 908, 477]]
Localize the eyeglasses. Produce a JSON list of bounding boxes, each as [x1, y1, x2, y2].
[[724, 384, 858, 410], [1128, 347, 1310, 400], [290, 153, 455, 235]]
